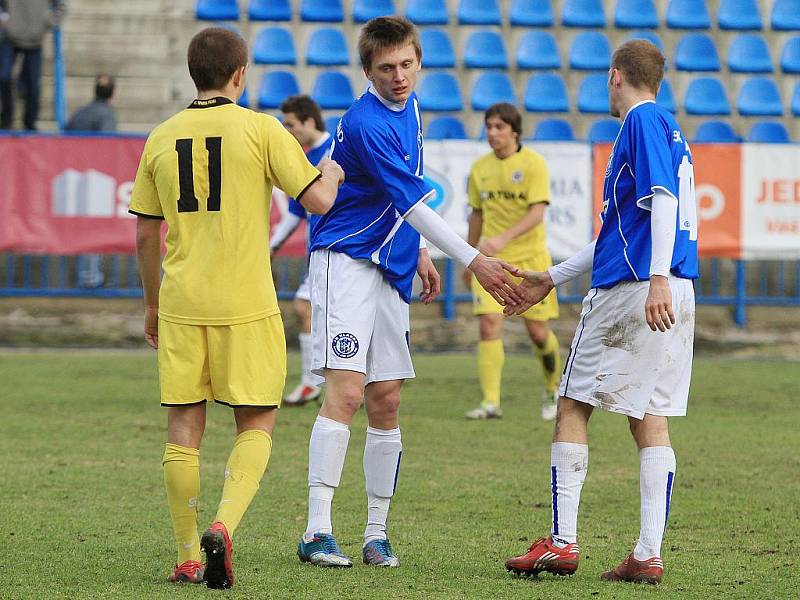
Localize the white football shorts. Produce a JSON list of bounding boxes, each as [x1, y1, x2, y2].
[[560, 276, 695, 420], [294, 272, 311, 302], [309, 249, 414, 384]]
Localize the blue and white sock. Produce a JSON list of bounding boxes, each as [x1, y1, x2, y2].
[[634, 446, 676, 561], [363, 426, 402, 544], [550, 442, 588, 547]]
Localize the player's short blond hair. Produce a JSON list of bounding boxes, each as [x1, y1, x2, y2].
[[187, 27, 248, 92], [611, 40, 665, 95], [358, 16, 422, 71]]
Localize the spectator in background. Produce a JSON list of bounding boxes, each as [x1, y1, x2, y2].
[[0, 0, 66, 130], [66, 75, 117, 288]]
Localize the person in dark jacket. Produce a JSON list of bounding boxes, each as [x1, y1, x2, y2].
[[66, 75, 117, 132]]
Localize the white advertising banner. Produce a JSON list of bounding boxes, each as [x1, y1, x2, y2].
[[424, 140, 593, 261]]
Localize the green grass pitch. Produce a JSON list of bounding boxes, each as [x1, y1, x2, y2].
[[1, 351, 798, 599]]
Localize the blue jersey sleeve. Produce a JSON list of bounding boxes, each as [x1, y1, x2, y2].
[[354, 123, 434, 216], [287, 198, 307, 219], [627, 109, 678, 207]]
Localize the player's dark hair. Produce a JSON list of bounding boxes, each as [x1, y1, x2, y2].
[[94, 75, 115, 101], [280, 94, 326, 132], [187, 27, 248, 92], [484, 103, 522, 138], [358, 16, 422, 71], [611, 40, 665, 95]]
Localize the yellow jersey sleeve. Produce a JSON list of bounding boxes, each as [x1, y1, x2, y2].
[[262, 116, 321, 200], [467, 165, 482, 210], [526, 153, 550, 207], [129, 137, 164, 219]]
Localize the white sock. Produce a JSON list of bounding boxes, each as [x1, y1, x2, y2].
[[363, 426, 402, 543], [305, 415, 350, 539], [634, 446, 676, 561], [549, 442, 588, 547], [299, 332, 315, 387]]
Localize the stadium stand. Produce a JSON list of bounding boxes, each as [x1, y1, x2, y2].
[[780, 37, 800, 73], [418, 72, 464, 111], [524, 73, 570, 112], [325, 115, 342, 134], [516, 31, 561, 70], [531, 118, 575, 140], [694, 120, 741, 142], [306, 28, 350, 66], [737, 77, 783, 116], [195, 0, 239, 21], [587, 118, 621, 142], [577, 73, 610, 113], [249, 0, 291, 21], [561, 0, 606, 28], [717, 0, 763, 30], [458, 0, 502, 25], [258, 71, 299, 109], [300, 0, 344, 22], [353, 0, 396, 23], [747, 120, 790, 142], [311, 72, 354, 109], [675, 33, 721, 71], [569, 31, 612, 70], [728, 34, 773, 73], [791, 83, 800, 115], [471, 72, 516, 110], [684, 77, 731, 115], [614, 0, 659, 29], [510, 0, 554, 27], [464, 31, 508, 69], [626, 30, 664, 51], [405, 0, 449, 24], [666, 0, 711, 29], [657, 80, 677, 113], [420, 29, 456, 68], [771, 0, 800, 30], [427, 116, 469, 139], [252, 27, 296, 65]]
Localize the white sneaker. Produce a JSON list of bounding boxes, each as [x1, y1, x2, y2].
[[284, 384, 322, 406], [541, 391, 558, 421], [465, 404, 503, 420]]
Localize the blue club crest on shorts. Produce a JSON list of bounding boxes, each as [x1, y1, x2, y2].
[[332, 332, 359, 358]]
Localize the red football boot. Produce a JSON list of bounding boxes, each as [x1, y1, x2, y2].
[[167, 559, 204, 584], [201, 521, 234, 589], [505, 536, 580, 577], [601, 553, 663, 584]]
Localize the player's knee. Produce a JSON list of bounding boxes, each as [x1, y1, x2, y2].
[[479, 315, 502, 339], [371, 389, 401, 420], [331, 383, 364, 417]]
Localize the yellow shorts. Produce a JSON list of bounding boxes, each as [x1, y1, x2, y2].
[[472, 255, 559, 321], [158, 314, 287, 408]]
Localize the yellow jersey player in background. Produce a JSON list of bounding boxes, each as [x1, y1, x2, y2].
[[130, 28, 343, 589], [463, 103, 561, 421]]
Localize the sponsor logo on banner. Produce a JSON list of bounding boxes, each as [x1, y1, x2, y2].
[[52, 169, 134, 219]]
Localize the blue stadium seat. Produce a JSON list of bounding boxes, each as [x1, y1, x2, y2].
[[792, 83, 800, 115], [569, 31, 611, 70], [524, 73, 569, 112], [196, 0, 239, 21], [577, 74, 610, 113], [406, 0, 449, 24], [237, 85, 249, 108], [249, 0, 291, 21], [516, 31, 561, 70], [471, 72, 516, 110], [772, 0, 800, 31], [510, 0, 554, 27], [718, 0, 762, 31], [666, 0, 710, 29], [531, 119, 575, 141], [675, 33, 720, 71], [562, 0, 605, 27], [312, 72, 354, 109], [420, 29, 455, 68], [588, 119, 621, 142], [694, 120, 740, 142], [737, 77, 783, 116], [301, 0, 344, 22], [464, 31, 508, 69], [418, 72, 463, 111], [684, 77, 730, 115], [780, 37, 800, 74], [626, 30, 664, 51], [252, 27, 296, 65], [353, 0, 395, 23], [325, 116, 342, 134], [306, 28, 350, 66], [258, 71, 299, 109], [614, 0, 659, 29], [728, 35, 772, 73], [427, 116, 469, 139], [747, 121, 790, 143], [458, 0, 502, 25], [657, 79, 677, 113]]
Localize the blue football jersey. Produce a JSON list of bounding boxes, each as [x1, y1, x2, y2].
[[310, 89, 434, 303], [593, 101, 699, 289], [287, 132, 334, 252]]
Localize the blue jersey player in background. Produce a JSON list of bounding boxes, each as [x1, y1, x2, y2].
[[296, 16, 524, 569], [271, 95, 334, 406], [502, 40, 698, 586]]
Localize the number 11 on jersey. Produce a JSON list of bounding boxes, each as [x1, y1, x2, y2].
[[175, 136, 222, 213]]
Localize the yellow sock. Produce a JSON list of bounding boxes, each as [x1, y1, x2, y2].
[[214, 429, 272, 537], [163, 443, 201, 564], [478, 339, 504, 407], [535, 330, 562, 393]]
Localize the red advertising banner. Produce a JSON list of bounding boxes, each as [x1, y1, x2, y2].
[[0, 135, 306, 256]]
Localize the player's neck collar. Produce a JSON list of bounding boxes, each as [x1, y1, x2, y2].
[[188, 96, 233, 109], [367, 86, 406, 112], [310, 131, 331, 150], [622, 99, 655, 121]]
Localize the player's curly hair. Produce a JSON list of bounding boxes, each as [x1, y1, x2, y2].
[[358, 16, 422, 71], [611, 40, 665, 95], [187, 27, 248, 92], [280, 95, 326, 132]]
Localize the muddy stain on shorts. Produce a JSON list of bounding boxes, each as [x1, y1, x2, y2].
[[601, 318, 639, 354]]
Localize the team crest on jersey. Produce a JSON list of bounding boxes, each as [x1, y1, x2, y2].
[[332, 333, 359, 358], [511, 170, 523, 184]]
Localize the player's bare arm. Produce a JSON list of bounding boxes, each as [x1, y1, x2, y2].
[[479, 203, 546, 257], [135, 217, 162, 349], [645, 275, 675, 332], [298, 158, 344, 215], [461, 209, 483, 288], [417, 247, 441, 304]]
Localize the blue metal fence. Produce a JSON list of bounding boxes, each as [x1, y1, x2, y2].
[[2, 253, 798, 326]]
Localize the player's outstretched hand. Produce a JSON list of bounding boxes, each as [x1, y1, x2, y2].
[[417, 247, 441, 304], [468, 254, 525, 307], [500, 265, 554, 316], [144, 305, 159, 349], [317, 158, 345, 186], [645, 275, 675, 332]]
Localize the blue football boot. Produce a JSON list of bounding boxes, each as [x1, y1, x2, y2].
[[297, 532, 353, 568], [362, 538, 400, 567]]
